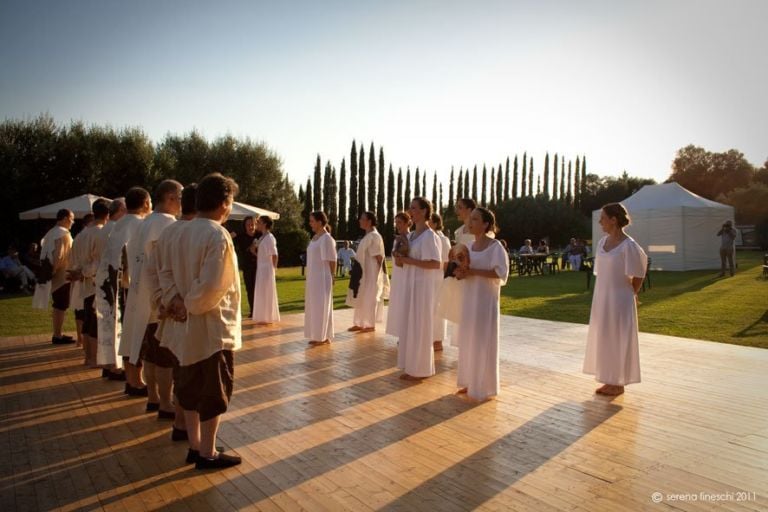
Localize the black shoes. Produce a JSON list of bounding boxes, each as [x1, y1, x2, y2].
[[124, 384, 148, 397], [195, 452, 242, 470], [158, 410, 175, 420], [186, 446, 228, 464], [171, 427, 188, 442], [146, 402, 160, 412], [52, 335, 75, 345]]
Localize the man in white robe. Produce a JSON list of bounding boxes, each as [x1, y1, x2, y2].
[[122, 180, 182, 416]]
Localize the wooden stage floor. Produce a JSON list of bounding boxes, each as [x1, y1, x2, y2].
[[1, 309, 766, 511]]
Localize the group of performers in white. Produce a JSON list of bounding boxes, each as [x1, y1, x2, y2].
[[32, 174, 647, 471]]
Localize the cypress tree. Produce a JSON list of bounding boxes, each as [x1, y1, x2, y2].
[[521, 152, 527, 197], [368, 142, 376, 216], [304, 177, 313, 232], [471, 165, 478, 200], [377, 146, 385, 227], [566, 160, 573, 205], [490, 166, 495, 206], [329, 164, 338, 235], [457, 168, 464, 201], [512, 155, 519, 199], [552, 153, 559, 201], [338, 158, 347, 239], [298, 184, 305, 205], [313, 155, 322, 211], [386, 164, 395, 242], [422, 172, 426, 197], [323, 160, 331, 214], [528, 156, 534, 197], [560, 158, 566, 202], [448, 167, 455, 211], [574, 156, 581, 209], [414, 167, 421, 197], [580, 155, 587, 207], [405, 167, 411, 206], [543, 152, 550, 200], [432, 171, 438, 210], [439, 183, 443, 213], [463, 168, 469, 199], [481, 164, 487, 206], [396, 167, 403, 213], [537, 175, 541, 196], [358, 143, 366, 215], [350, 141, 358, 226], [504, 157, 510, 201], [496, 163, 503, 204]]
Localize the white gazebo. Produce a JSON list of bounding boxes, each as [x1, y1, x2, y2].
[[591, 182, 734, 271], [18, 194, 112, 220], [228, 201, 281, 221]]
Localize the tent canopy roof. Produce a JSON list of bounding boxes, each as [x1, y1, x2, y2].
[[605, 182, 731, 212], [18, 194, 112, 220], [229, 201, 280, 221]]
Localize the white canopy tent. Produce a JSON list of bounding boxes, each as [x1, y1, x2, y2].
[[229, 201, 280, 221], [591, 182, 734, 271], [18, 194, 112, 220]]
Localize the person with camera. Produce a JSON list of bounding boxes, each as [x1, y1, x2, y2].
[[716, 220, 737, 277]]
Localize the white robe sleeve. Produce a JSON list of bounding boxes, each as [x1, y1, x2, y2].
[[320, 234, 337, 263], [421, 232, 441, 262], [624, 240, 648, 279], [264, 234, 277, 257], [184, 233, 234, 315], [490, 242, 510, 286], [593, 237, 606, 276]]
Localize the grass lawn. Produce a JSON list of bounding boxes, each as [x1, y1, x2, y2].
[[1, 252, 766, 348]]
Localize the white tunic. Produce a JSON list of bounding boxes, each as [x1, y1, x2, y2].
[[122, 212, 176, 365], [304, 232, 336, 341], [385, 239, 406, 338], [95, 214, 143, 366], [346, 229, 388, 328], [456, 239, 509, 401], [433, 231, 451, 341], [396, 229, 442, 377], [32, 226, 72, 310], [583, 236, 648, 386], [155, 220, 190, 359], [454, 224, 493, 246], [252, 232, 280, 323]]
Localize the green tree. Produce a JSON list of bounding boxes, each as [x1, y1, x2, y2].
[[574, 156, 581, 209], [521, 153, 527, 197], [580, 155, 587, 202], [552, 153, 559, 201], [415, 167, 421, 197], [304, 177, 313, 231], [504, 157, 510, 201], [313, 155, 322, 211], [358, 143, 366, 217], [543, 152, 550, 200], [566, 161, 573, 205], [668, 145, 754, 199], [457, 167, 464, 201], [448, 167, 455, 212], [481, 164, 488, 206], [405, 167, 411, 206], [377, 147, 385, 227], [559, 159, 565, 201], [323, 160, 331, 215], [350, 141, 358, 227], [528, 157, 534, 197], [463, 167, 469, 200], [368, 141, 376, 216], [496, 163, 503, 205], [432, 171, 438, 210], [512, 156, 519, 199], [472, 165, 478, 200], [397, 167, 404, 213], [386, 164, 395, 245], [338, 158, 347, 239]]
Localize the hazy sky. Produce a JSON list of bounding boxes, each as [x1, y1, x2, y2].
[[1, 0, 766, 191]]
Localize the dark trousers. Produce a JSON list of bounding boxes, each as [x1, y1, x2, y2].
[[243, 266, 256, 314], [719, 248, 735, 276]]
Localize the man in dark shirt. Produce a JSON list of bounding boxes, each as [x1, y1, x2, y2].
[[233, 216, 259, 316]]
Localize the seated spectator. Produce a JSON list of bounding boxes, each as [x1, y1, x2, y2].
[[0, 245, 36, 292], [536, 239, 549, 254], [564, 237, 586, 270], [519, 239, 534, 255], [20, 242, 39, 268]]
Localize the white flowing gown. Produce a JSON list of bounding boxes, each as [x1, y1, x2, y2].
[[385, 239, 405, 338], [397, 229, 442, 377], [583, 236, 648, 386], [346, 229, 388, 328], [433, 231, 451, 342], [456, 239, 509, 401], [304, 232, 336, 341], [252, 232, 280, 323]]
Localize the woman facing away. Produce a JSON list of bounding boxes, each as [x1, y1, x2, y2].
[[453, 207, 509, 402], [393, 197, 443, 381], [251, 215, 280, 325], [303, 211, 337, 346], [385, 211, 412, 339], [583, 202, 648, 396]]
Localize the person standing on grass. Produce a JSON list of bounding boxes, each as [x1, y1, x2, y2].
[[453, 208, 509, 401], [346, 211, 388, 333], [393, 197, 443, 381], [304, 211, 337, 347], [122, 180, 183, 419], [170, 173, 242, 469], [583, 203, 647, 397], [716, 220, 737, 277], [67, 199, 110, 366], [428, 212, 451, 352], [251, 215, 280, 325], [32, 208, 75, 345], [233, 215, 259, 317]]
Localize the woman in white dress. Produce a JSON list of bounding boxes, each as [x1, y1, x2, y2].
[[304, 211, 337, 346], [385, 211, 411, 339], [454, 198, 494, 245], [583, 203, 648, 396], [251, 215, 280, 325], [428, 213, 451, 351], [453, 208, 509, 401], [393, 198, 443, 380], [347, 211, 388, 333]]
